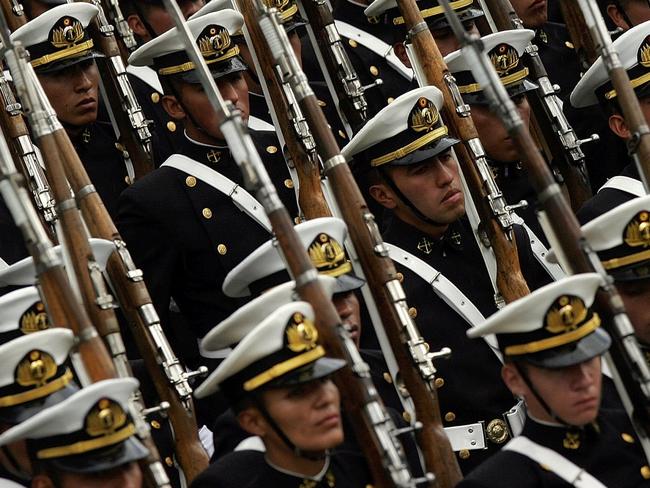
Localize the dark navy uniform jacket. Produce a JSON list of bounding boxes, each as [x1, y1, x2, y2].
[[458, 411, 650, 486], [382, 216, 552, 473], [190, 450, 372, 488], [116, 130, 299, 370], [0, 197, 28, 268]]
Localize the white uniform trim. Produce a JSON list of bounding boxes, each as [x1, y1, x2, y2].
[[0, 256, 7, 271], [598, 176, 646, 197], [503, 436, 607, 487], [161, 155, 272, 231]]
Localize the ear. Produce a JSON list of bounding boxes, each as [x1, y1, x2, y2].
[[369, 181, 398, 209], [501, 363, 526, 398], [393, 42, 411, 68], [161, 94, 186, 121], [126, 14, 149, 38], [31, 474, 56, 488], [606, 4, 630, 30], [608, 113, 630, 139], [237, 407, 269, 437]]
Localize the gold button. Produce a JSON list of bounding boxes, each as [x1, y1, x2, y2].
[[185, 176, 196, 187], [151, 420, 161, 429], [402, 411, 411, 423], [166, 121, 176, 132], [266, 145, 278, 154], [435, 377, 444, 388], [444, 411, 456, 422], [383, 372, 392, 384], [370, 65, 379, 76], [317, 99, 327, 107], [165, 456, 173, 467], [151, 92, 160, 103], [284, 178, 294, 189], [338, 129, 347, 139], [642, 466, 650, 479], [458, 449, 470, 459], [294, 216, 301, 224], [622, 433, 635, 443], [396, 272, 404, 282], [486, 419, 509, 444], [565, 41, 574, 49], [348, 39, 358, 48], [387, 97, 395, 104], [202, 208, 213, 219], [408, 307, 417, 318], [124, 175, 133, 185], [217, 244, 227, 255]]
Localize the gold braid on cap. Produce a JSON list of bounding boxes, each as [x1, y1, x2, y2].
[[393, 0, 473, 25], [605, 37, 650, 100], [602, 210, 650, 269], [308, 233, 353, 277]]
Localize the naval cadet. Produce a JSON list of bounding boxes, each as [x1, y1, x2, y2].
[[572, 21, 650, 223], [117, 10, 299, 376], [444, 28, 548, 244], [191, 301, 373, 488], [0, 329, 79, 486], [0, 377, 147, 488], [458, 273, 650, 487], [343, 85, 552, 472], [600, 0, 650, 31], [10, 4, 131, 218]]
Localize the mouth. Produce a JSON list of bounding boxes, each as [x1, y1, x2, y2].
[[573, 396, 599, 410], [441, 188, 462, 204], [316, 413, 341, 428], [343, 322, 359, 340], [77, 97, 96, 109]]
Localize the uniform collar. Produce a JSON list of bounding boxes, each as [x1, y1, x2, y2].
[[385, 216, 465, 256], [524, 413, 601, 451], [265, 454, 332, 482]]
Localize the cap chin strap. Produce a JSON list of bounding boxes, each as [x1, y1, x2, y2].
[[0, 445, 31, 481], [252, 394, 328, 461], [378, 167, 447, 228], [515, 362, 576, 428]]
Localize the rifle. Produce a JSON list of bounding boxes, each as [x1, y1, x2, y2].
[[0, 68, 57, 237], [0, 15, 172, 487], [236, 1, 463, 486], [573, 0, 650, 190], [558, 0, 599, 73], [480, 0, 595, 211], [439, 0, 650, 460], [238, 8, 331, 219], [0, 0, 24, 31], [77, 0, 154, 180], [394, 0, 530, 305], [297, 0, 369, 135], [100, 0, 138, 59], [162, 1, 418, 486]]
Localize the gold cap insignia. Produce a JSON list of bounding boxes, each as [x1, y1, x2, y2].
[[262, 0, 289, 9], [489, 43, 519, 76], [410, 97, 440, 133], [545, 295, 588, 334], [86, 398, 128, 437], [20, 301, 50, 334], [307, 233, 352, 276], [50, 16, 85, 49], [624, 210, 650, 248], [16, 350, 57, 388], [638, 36, 650, 68], [286, 312, 319, 352], [198, 25, 232, 60]]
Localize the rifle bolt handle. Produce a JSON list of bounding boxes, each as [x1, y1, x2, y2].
[[185, 366, 209, 380], [142, 401, 171, 417], [578, 134, 600, 145]]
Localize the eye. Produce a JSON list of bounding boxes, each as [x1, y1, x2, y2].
[[512, 94, 526, 105]]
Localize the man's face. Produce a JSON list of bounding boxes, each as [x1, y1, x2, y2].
[[332, 291, 361, 347], [378, 151, 465, 225], [261, 379, 344, 453], [35, 462, 142, 488], [608, 95, 650, 140], [505, 357, 603, 426], [510, 0, 547, 28], [617, 278, 650, 345], [432, 19, 479, 56], [38, 59, 100, 130], [135, 0, 204, 41], [608, 0, 650, 30], [471, 94, 531, 162], [167, 71, 249, 143]]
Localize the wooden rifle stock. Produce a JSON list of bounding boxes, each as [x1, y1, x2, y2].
[[558, 1, 599, 72], [396, 0, 530, 304], [239, 6, 331, 219], [81, 2, 154, 180], [480, 0, 593, 211], [0, 0, 24, 31], [51, 126, 210, 483]]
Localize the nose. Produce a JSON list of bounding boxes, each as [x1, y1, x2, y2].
[[435, 159, 455, 187], [569, 360, 597, 390], [314, 379, 340, 408], [218, 79, 239, 106], [73, 67, 93, 92], [333, 293, 353, 323]]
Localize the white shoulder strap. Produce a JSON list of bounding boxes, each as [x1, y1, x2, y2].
[[503, 436, 607, 488], [0, 256, 7, 271], [598, 176, 646, 197], [162, 155, 272, 232], [385, 242, 502, 361], [126, 64, 163, 94]]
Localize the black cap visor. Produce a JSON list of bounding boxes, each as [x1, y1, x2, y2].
[[464, 79, 537, 106], [521, 328, 611, 370], [333, 273, 365, 294], [43, 436, 149, 474], [609, 261, 650, 282], [178, 56, 247, 84], [427, 7, 484, 31], [265, 357, 346, 389], [35, 50, 104, 75], [0, 383, 79, 425], [386, 135, 459, 167]]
